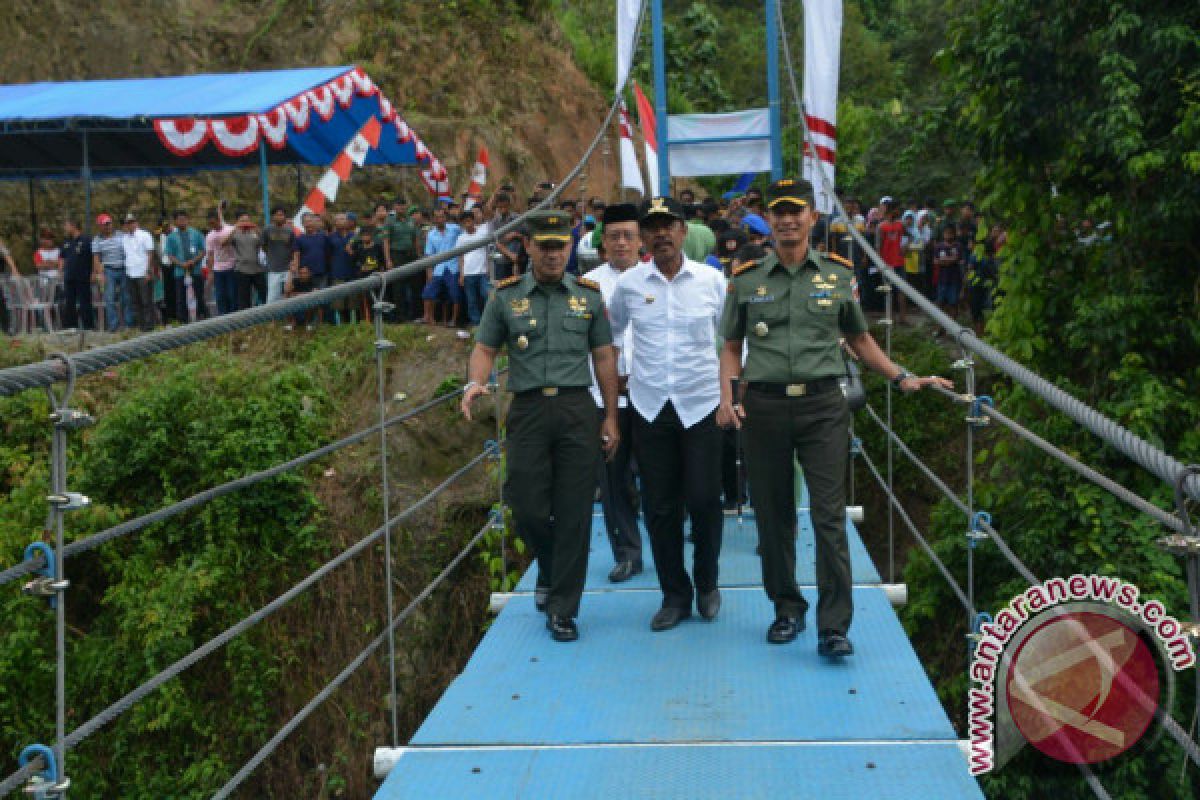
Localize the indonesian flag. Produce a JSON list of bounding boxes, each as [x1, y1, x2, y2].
[[293, 117, 382, 229], [463, 146, 490, 210], [617, 101, 644, 195], [802, 0, 842, 213], [632, 81, 660, 196], [420, 158, 451, 202]]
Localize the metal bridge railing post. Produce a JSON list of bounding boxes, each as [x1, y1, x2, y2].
[[25, 355, 91, 798], [371, 284, 400, 749], [879, 280, 895, 584], [489, 369, 508, 591]]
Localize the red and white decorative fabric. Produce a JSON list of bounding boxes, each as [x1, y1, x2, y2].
[[152, 66, 446, 198], [802, 0, 842, 213], [617, 100, 644, 195], [463, 146, 489, 210], [291, 117, 383, 230], [632, 82, 660, 196]]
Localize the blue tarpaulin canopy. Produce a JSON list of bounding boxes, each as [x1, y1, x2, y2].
[[0, 66, 434, 179]]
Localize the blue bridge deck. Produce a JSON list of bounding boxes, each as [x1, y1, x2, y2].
[[376, 509, 984, 799]]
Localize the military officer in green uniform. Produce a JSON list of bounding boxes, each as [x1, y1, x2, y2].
[[717, 178, 951, 658], [462, 209, 620, 642]]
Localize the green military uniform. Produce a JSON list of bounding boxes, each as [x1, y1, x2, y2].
[[476, 211, 613, 620], [719, 179, 868, 639]]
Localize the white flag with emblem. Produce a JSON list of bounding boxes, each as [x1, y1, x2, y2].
[[802, 0, 842, 213], [617, 101, 644, 195]]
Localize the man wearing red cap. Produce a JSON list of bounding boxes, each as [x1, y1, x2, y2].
[[92, 213, 132, 331]]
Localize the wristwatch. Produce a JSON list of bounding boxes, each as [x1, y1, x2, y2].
[[891, 369, 913, 387]]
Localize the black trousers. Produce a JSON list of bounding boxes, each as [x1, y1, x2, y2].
[[743, 387, 852, 633], [632, 401, 723, 609], [596, 404, 641, 564], [505, 389, 599, 618], [62, 280, 94, 330], [160, 269, 177, 322], [236, 272, 268, 310]]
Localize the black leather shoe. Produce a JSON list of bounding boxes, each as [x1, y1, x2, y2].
[[767, 616, 801, 644], [697, 589, 721, 620], [534, 588, 548, 612], [650, 606, 691, 631], [607, 560, 643, 583], [546, 615, 579, 642], [818, 630, 854, 658]]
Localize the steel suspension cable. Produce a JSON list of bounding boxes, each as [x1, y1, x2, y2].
[[928, 384, 1190, 535], [211, 517, 493, 800], [0, 381, 480, 588], [58, 448, 491, 753], [857, 443, 972, 615]]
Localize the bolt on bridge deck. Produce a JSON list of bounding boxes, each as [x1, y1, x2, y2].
[[376, 507, 985, 799]]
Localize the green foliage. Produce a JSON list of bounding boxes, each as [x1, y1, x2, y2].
[[0, 342, 344, 798]]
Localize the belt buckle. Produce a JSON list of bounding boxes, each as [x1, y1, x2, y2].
[[541, 387, 560, 397], [785, 383, 807, 397]]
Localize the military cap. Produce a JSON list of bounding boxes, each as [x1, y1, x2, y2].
[[525, 209, 574, 244], [766, 178, 815, 210], [638, 195, 685, 222]]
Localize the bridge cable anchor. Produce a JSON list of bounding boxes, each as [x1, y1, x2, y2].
[[966, 395, 993, 428], [20, 543, 68, 609], [18, 744, 69, 798], [966, 511, 991, 549]]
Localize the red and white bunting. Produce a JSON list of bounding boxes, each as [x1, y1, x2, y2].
[[210, 116, 260, 156], [153, 118, 210, 155]]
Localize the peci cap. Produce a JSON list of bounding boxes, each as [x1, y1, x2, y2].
[[767, 178, 815, 210], [638, 195, 685, 223], [601, 202, 639, 225], [525, 209, 574, 244]]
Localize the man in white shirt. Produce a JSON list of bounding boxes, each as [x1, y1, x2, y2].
[[457, 208, 492, 326], [609, 196, 727, 630], [121, 213, 158, 331], [584, 203, 643, 583]]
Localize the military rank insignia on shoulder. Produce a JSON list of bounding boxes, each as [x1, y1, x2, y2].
[[825, 252, 854, 269], [575, 276, 601, 291], [494, 275, 522, 290], [731, 259, 760, 277]]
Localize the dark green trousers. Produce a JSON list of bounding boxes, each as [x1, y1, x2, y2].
[[743, 387, 853, 634], [505, 388, 599, 618]]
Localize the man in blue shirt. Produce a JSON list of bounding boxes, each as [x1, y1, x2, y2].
[[420, 207, 463, 326], [162, 210, 209, 323], [91, 213, 133, 331]]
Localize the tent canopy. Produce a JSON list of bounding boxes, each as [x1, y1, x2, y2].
[[0, 66, 441, 180]]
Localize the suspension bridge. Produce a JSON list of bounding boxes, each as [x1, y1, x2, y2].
[[2, 3, 1200, 799]]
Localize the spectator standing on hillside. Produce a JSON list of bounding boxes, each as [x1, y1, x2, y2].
[[154, 218, 176, 323], [381, 200, 419, 320], [33, 230, 60, 279], [875, 203, 907, 324], [349, 223, 385, 322], [327, 212, 357, 324], [59, 220, 94, 330], [121, 213, 158, 331], [0, 238, 16, 334], [932, 224, 963, 330], [421, 207, 463, 327], [291, 213, 332, 329], [163, 210, 208, 323], [228, 210, 265, 311], [207, 207, 237, 316], [262, 207, 295, 305], [457, 209, 492, 326], [92, 213, 131, 332]]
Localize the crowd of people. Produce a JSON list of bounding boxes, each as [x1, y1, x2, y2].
[[0, 179, 1004, 340]]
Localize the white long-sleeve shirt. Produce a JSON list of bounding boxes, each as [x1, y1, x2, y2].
[[583, 261, 634, 409], [609, 256, 726, 428]]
